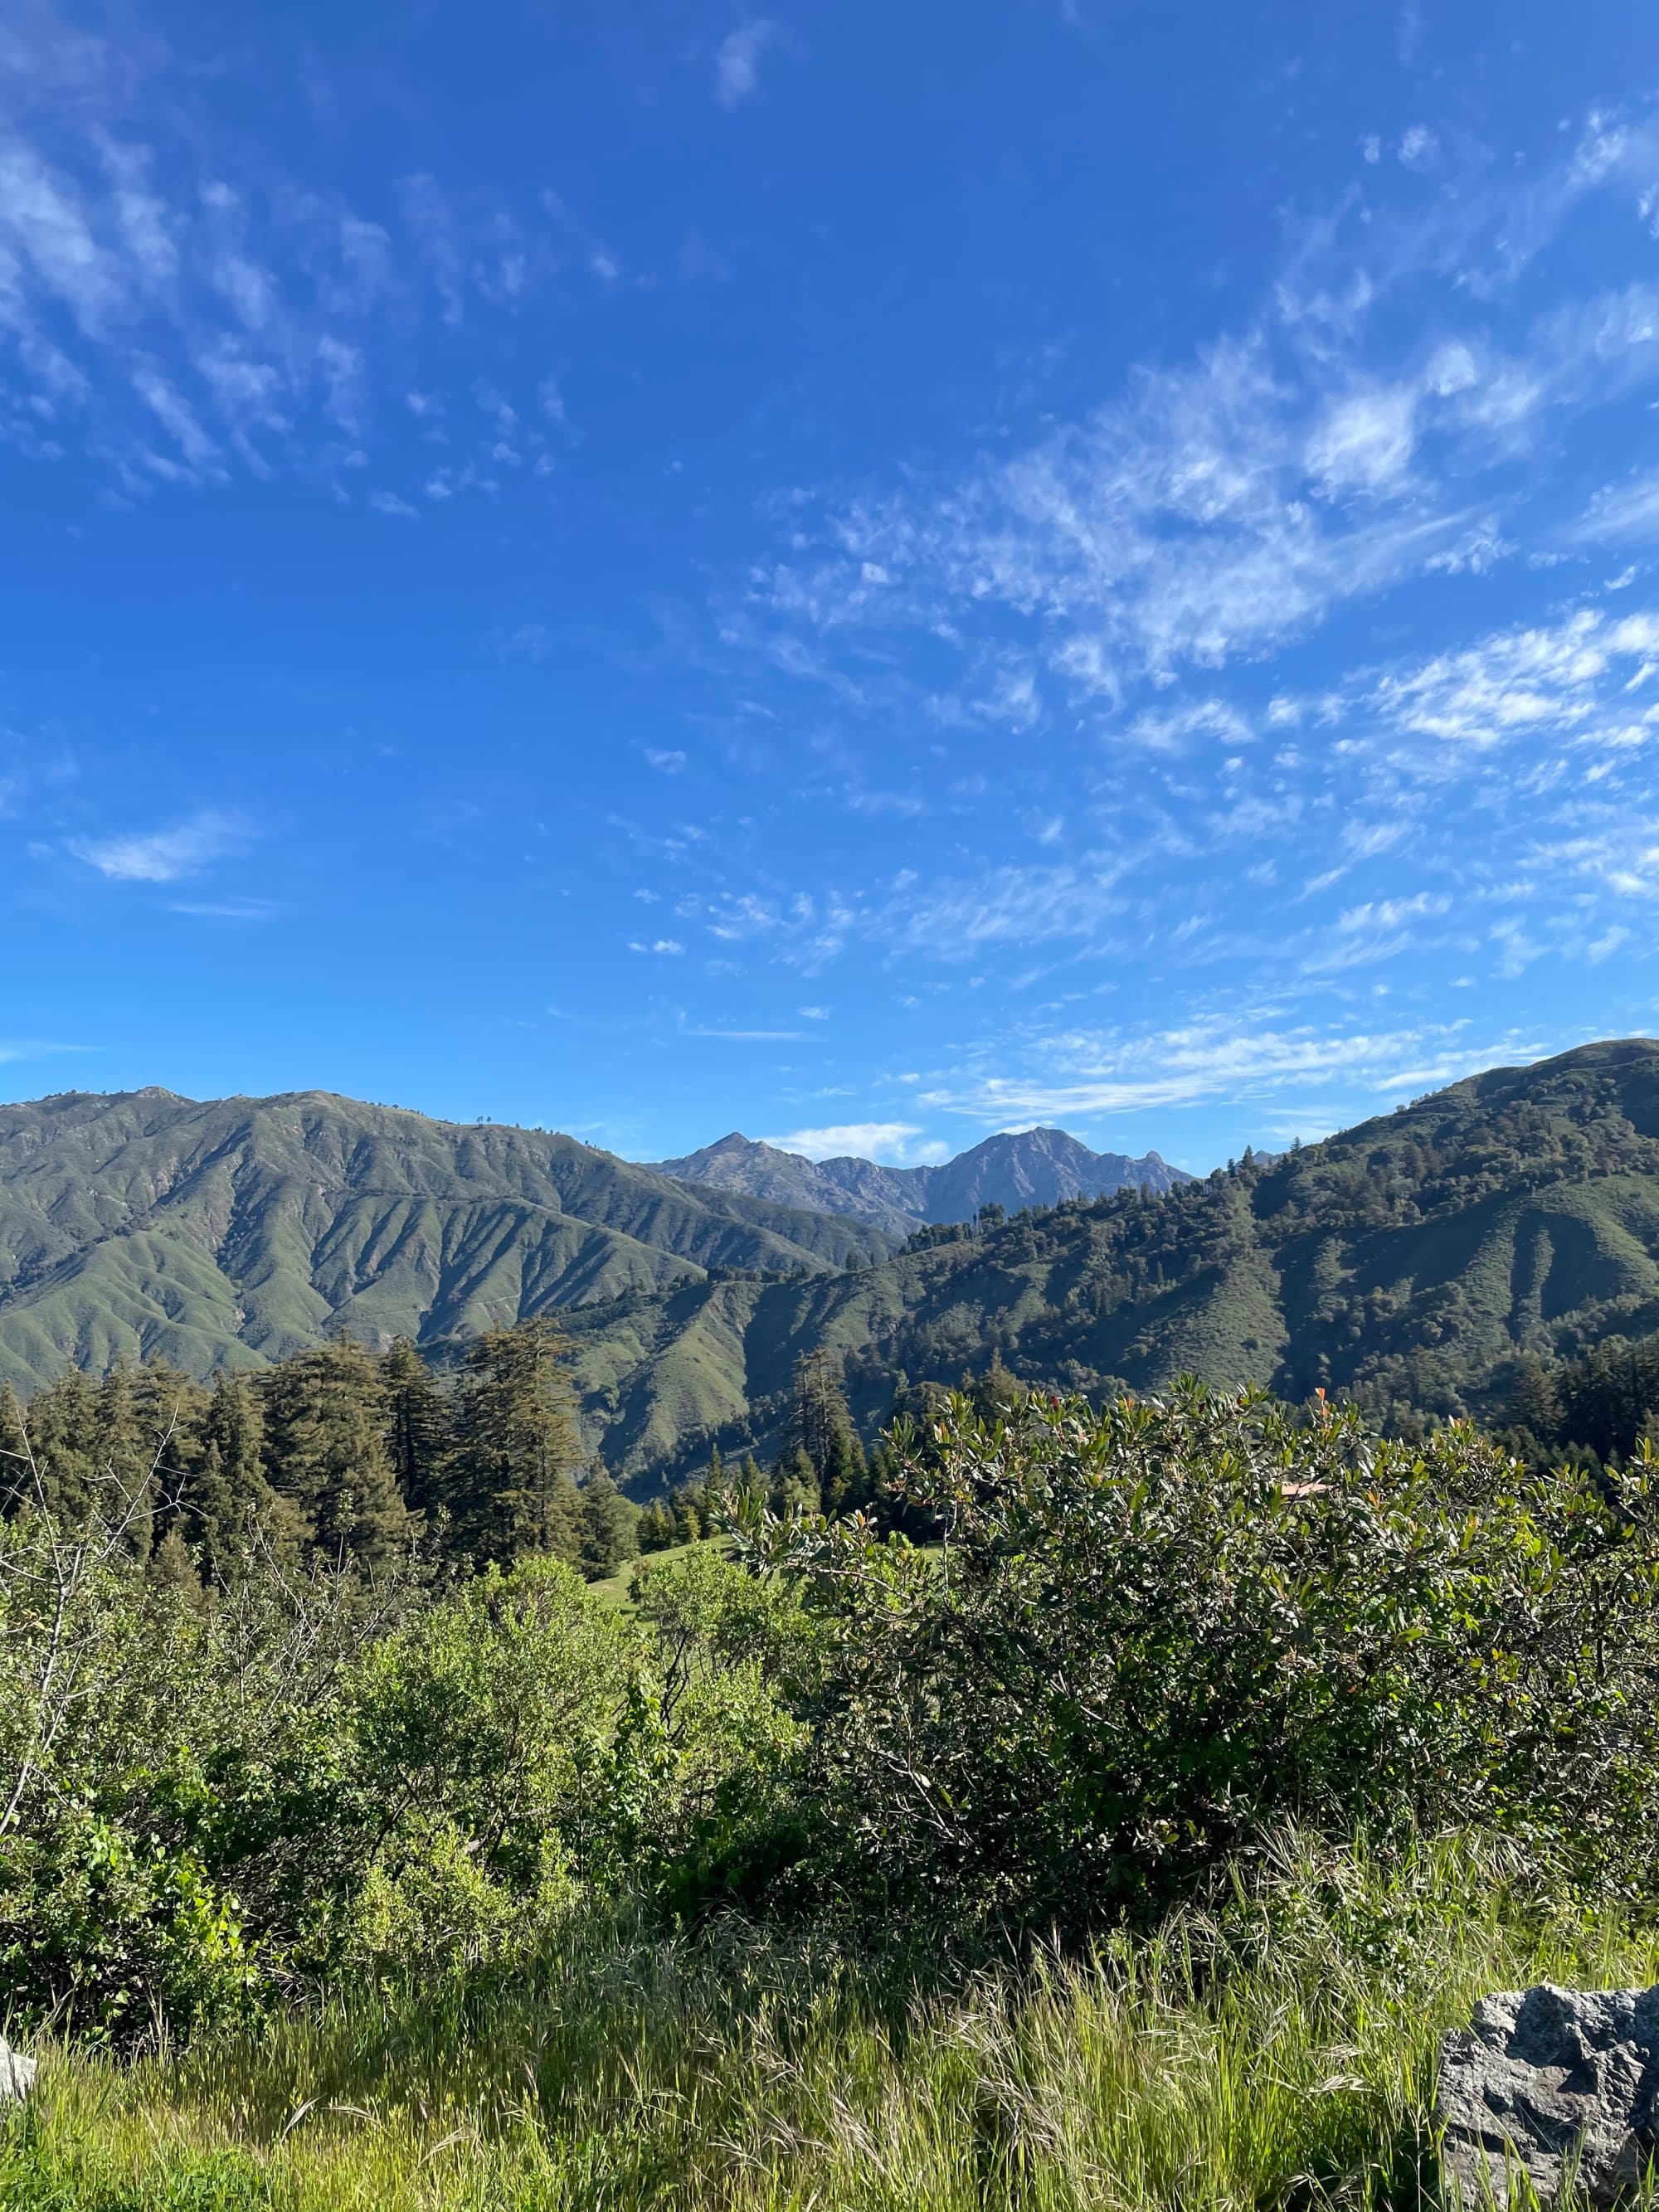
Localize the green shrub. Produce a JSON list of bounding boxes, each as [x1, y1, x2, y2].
[[760, 1382, 1659, 1932]]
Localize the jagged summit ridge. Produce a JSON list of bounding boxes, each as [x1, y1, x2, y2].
[[651, 1124, 1191, 1236]]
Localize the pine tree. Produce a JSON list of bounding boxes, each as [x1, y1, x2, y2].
[[771, 1444, 820, 1515], [24, 1369, 101, 1522], [148, 1524, 206, 1599], [577, 1464, 640, 1578], [962, 1350, 1023, 1423], [132, 1359, 210, 1542], [449, 1316, 584, 1563], [637, 1499, 678, 1552], [381, 1337, 451, 1517], [179, 1371, 286, 1579], [132, 1359, 210, 1463], [95, 1364, 156, 1560], [263, 1336, 413, 1570], [822, 1420, 869, 1514], [791, 1348, 867, 1511]]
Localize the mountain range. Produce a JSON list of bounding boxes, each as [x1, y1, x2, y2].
[[0, 1087, 894, 1393], [565, 1039, 1659, 1474], [649, 1127, 1190, 1238], [7, 1044, 1659, 1485]]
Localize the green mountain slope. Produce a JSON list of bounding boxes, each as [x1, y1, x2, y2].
[[563, 1039, 1659, 1479], [0, 1089, 898, 1392], [16, 1044, 1659, 1485]]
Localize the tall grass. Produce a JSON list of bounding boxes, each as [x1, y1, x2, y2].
[[6, 1831, 1658, 2212]]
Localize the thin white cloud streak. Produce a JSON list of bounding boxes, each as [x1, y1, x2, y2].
[[0, 1037, 95, 1064], [66, 809, 246, 882], [1571, 467, 1659, 545], [0, 7, 610, 492], [923, 1019, 1548, 1121], [167, 897, 279, 920], [1267, 602, 1659, 771]]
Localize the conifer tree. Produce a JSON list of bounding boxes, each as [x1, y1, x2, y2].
[[822, 1419, 869, 1515], [262, 1335, 413, 1570], [179, 1370, 286, 1578], [637, 1498, 678, 1552], [448, 1316, 583, 1563], [131, 1359, 209, 1451], [0, 1383, 27, 1510], [771, 1443, 820, 1515], [577, 1464, 640, 1578], [23, 1369, 101, 1522], [381, 1336, 451, 1518], [95, 1364, 155, 1560], [132, 1359, 210, 1529], [791, 1348, 867, 1511]]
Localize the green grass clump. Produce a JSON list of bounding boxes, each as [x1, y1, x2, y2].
[[7, 1830, 1657, 2212]]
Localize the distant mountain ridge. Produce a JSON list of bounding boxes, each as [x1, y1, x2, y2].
[[0, 1087, 898, 1393], [650, 1126, 1192, 1236], [17, 1049, 1659, 1495]]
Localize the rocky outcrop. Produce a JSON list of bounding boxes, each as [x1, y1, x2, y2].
[[0, 2035, 35, 2103], [1438, 1984, 1659, 2205]]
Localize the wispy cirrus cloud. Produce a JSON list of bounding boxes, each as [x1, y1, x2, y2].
[[714, 20, 779, 109], [0, 2, 613, 500], [1274, 602, 1659, 761], [66, 809, 247, 882], [734, 109, 1659, 712], [166, 897, 280, 921], [922, 1016, 1551, 1123], [0, 1036, 95, 1065]]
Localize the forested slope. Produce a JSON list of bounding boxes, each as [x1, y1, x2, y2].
[[566, 1039, 1659, 1476]]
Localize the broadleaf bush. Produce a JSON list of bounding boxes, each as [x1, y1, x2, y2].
[[757, 1382, 1659, 1931]]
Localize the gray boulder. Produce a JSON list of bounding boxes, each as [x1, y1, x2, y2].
[[1438, 1984, 1659, 2205], [0, 2035, 34, 2103]]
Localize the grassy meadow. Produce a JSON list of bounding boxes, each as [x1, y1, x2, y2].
[[6, 1835, 1659, 2212]]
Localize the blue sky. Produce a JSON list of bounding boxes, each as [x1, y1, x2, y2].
[[3, 0, 1659, 1174]]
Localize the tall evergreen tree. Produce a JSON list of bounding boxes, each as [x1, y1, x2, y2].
[[381, 1337, 451, 1518], [771, 1443, 820, 1516], [0, 1383, 27, 1510], [177, 1370, 287, 1579], [577, 1464, 640, 1578], [637, 1497, 678, 1552], [23, 1369, 101, 1522], [448, 1316, 583, 1563], [791, 1348, 868, 1511], [262, 1335, 414, 1570], [95, 1364, 156, 1560], [132, 1360, 210, 1490]]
